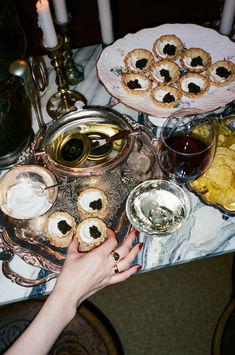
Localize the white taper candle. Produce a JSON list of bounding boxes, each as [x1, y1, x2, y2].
[[97, 0, 114, 45], [219, 0, 235, 35], [53, 0, 68, 24], [36, 0, 58, 48]]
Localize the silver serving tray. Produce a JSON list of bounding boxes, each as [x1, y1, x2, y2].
[[0, 114, 161, 287]]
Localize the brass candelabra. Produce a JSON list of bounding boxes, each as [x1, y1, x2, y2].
[[55, 14, 84, 86], [42, 34, 86, 120]]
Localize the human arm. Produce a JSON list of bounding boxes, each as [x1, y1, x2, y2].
[[5, 229, 141, 355]]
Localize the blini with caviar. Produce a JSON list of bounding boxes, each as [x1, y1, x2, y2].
[[44, 211, 76, 247], [77, 187, 108, 219], [76, 217, 107, 252]]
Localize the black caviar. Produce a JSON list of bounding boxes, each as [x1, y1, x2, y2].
[[90, 141, 112, 156], [127, 79, 142, 89], [163, 92, 175, 103], [163, 44, 176, 56], [188, 82, 201, 94], [216, 66, 232, 79], [160, 68, 172, 82], [191, 56, 203, 67], [135, 58, 148, 70], [89, 225, 101, 239], [89, 198, 102, 211], [58, 220, 72, 235]]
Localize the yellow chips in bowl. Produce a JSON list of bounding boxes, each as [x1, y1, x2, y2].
[[190, 119, 235, 212]]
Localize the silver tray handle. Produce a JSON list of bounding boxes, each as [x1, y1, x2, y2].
[[2, 261, 58, 287], [1, 229, 60, 287], [0, 227, 14, 262]]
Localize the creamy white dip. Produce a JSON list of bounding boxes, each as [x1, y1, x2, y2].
[[7, 181, 50, 219]]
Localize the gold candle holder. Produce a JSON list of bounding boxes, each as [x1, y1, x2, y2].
[[42, 34, 86, 120], [55, 14, 84, 85]]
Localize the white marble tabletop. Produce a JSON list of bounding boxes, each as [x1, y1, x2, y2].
[[0, 43, 234, 305]]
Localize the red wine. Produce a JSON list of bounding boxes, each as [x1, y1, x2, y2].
[[166, 135, 208, 154], [158, 134, 214, 182]]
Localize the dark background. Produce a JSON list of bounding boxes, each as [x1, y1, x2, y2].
[[10, 0, 223, 57]]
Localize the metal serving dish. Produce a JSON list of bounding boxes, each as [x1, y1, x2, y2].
[[36, 105, 136, 177], [0, 105, 161, 286]]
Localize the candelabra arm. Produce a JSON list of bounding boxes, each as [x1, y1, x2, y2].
[[42, 34, 86, 120], [55, 14, 84, 86]]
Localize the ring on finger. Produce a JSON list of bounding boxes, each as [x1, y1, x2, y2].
[[111, 251, 120, 261], [114, 263, 119, 273]]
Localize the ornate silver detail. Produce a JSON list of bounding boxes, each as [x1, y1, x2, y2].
[[1, 229, 60, 287], [0, 113, 161, 287]]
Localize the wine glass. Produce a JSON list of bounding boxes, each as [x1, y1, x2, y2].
[[157, 116, 216, 183], [126, 179, 191, 258]]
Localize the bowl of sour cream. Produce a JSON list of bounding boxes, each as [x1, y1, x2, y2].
[[0, 165, 58, 219]]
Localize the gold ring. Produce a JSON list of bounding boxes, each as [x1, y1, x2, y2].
[[114, 263, 119, 273], [111, 251, 120, 261]]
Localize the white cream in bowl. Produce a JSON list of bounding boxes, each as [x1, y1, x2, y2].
[[6, 181, 51, 219]]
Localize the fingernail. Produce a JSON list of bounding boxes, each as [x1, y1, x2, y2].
[[134, 230, 139, 236], [136, 265, 142, 271], [138, 243, 143, 250]]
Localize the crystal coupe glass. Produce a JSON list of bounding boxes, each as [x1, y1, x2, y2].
[[126, 179, 191, 258]]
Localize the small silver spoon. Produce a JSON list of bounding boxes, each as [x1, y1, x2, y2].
[[91, 129, 140, 146], [35, 178, 76, 195]]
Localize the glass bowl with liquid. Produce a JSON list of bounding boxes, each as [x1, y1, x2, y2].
[[126, 179, 190, 236]]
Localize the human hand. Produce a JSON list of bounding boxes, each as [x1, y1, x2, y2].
[[4, 230, 142, 355], [52, 229, 142, 316]]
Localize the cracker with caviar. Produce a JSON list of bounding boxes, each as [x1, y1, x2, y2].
[[44, 211, 76, 247], [77, 187, 108, 219], [76, 217, 107, 252]]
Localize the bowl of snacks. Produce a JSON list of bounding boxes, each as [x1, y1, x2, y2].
[[189, 117, 235, 213]]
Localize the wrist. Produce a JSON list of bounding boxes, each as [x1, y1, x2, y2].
[[50, 281, 85, 321], [48, 286, 78, 324]]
